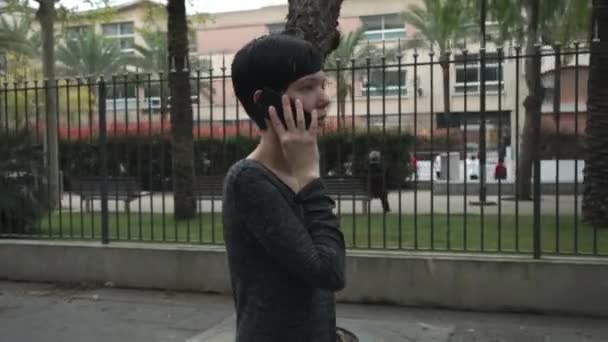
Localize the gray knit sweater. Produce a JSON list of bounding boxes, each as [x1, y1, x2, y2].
[[222, 159, 346, 342]]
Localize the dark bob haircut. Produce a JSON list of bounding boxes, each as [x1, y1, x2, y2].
[[231, 34, 323, 130]]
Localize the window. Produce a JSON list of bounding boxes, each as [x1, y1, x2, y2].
[[454, 53, 504, 94], [360, 14, 405, 41], [65, 25, 91, 41], [362, 69, 407, 97], [107, 82, 137, 99], [266, 23, 285, 34], [102, 22, 135, 53]]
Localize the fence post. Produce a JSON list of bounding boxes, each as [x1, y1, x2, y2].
[[532, 45, 543, 259], [98, 76, 109, 244]]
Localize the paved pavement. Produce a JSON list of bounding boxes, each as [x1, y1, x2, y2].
[[61, 191, 581, 215], [1, 281, 607, 342]]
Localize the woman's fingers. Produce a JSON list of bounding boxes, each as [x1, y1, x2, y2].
[[294, 99, 305, 131], [282, 95, 296, 131], [268, 106, 286, 135]]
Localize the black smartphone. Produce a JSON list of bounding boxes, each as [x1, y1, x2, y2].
[[257, 87, 312, 129]]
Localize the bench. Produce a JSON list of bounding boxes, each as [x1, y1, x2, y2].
[[195, 175, 225, 201], [323, 176, 370, 213], [193, 175, 371, 213], [71, 177, 147, 212]]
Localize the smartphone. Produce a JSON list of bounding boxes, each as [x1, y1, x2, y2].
[[257, 87, 312, 129]]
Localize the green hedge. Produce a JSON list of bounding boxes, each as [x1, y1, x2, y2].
[[60, 130, 414, 191]]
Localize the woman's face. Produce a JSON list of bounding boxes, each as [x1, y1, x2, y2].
[[285, 71, 331, 128]]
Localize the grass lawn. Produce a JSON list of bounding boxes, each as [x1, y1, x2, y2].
[[35, 211, 608, 255]]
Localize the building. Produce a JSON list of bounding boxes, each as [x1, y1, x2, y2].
[[193, 0, 589, 153]]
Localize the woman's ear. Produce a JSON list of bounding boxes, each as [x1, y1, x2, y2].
[[253, 89, 263, 104]]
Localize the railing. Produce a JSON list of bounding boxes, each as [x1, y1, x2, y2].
[[1, 45, 605, 258]]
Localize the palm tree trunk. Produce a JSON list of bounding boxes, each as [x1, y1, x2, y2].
[[338, 97, 346, 129], [285, 0, 344, 58], [167, 0, 195, 220], [517, 0, 544, 200], [583, 0, 608, 227], [36, 0, 60, 209]]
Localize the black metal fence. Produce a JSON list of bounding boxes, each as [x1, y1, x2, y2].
[[1, 44, 605, 258]]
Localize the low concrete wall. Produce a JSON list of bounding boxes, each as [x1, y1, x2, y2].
[[2, 240, 607, 317]]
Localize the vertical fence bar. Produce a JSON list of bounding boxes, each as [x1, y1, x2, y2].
[[365, 54, 371, 248], [13, 81, 18, 131], [479, 48, 487, 251], [24, 80, 29, 133], [87, 77, 94, 145], [196, 70, 203, 243], [413, 50, 419, 250], [350, 57, 357, 248], [532, 45, 542, 259], [34, 79, 43, 234], [574, 42, 580, 254], [497, 47, 504, 252], [43, 80, 53, 237], [99, 77, 109, 244], [65, 78, 74, 238], [35, 79, 40, 145], [0, 80, 9, 133], [160, 72, 167, 241], [219, 56, 227, 244], [54, 79, 63, 238], [135, 74, 143, 241], [146, 74, 154, 241], [381, 48, 387, 249], [209, 65, 215, 244], [515, 46, 521, 252], [3, 81, 8, 132], [429, 51, 435, 251], [111, 76, 119, 238], [336, 57, 342, 220], [553, 44, 562, 253], [445, 49, 452, 251], [463, 49, 469, 251], [123, 74, 131, 241], [76, 78, 85, 238], [397, 44, 403, 250]]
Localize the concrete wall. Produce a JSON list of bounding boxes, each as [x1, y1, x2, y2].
[[2, 240, 608, 317]]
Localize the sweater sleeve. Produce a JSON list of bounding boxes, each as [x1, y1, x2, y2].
[[235, 173, 345, 291]]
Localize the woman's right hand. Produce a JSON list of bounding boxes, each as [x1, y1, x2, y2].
[[267, 95, 320, 189]]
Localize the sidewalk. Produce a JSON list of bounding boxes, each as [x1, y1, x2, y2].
[[1, 281, 607, 342], [60, 191, 581, 215]]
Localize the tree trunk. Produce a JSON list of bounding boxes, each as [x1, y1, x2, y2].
[[517, 0, 544, 200], [36, 0, 60, 209], [285, 0, 344, 58], [167, 0, 195, 220], [440, 54, 451, 115], [583, 0, 608, 227], [338, 96, 346, 129]]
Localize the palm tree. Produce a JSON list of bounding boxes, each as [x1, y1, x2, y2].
[[583, 0, 608, 227], [541, 0, 591, 51], [133, 28, 212, 99], [167, 0, 196, 220], [324, 28, 365, 126], [485, 0, 525, 46], [402, 0, 471, 117], [0, 13, 40, 58], [35, 0, 60, 209], [56, 30, 133, 77]]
